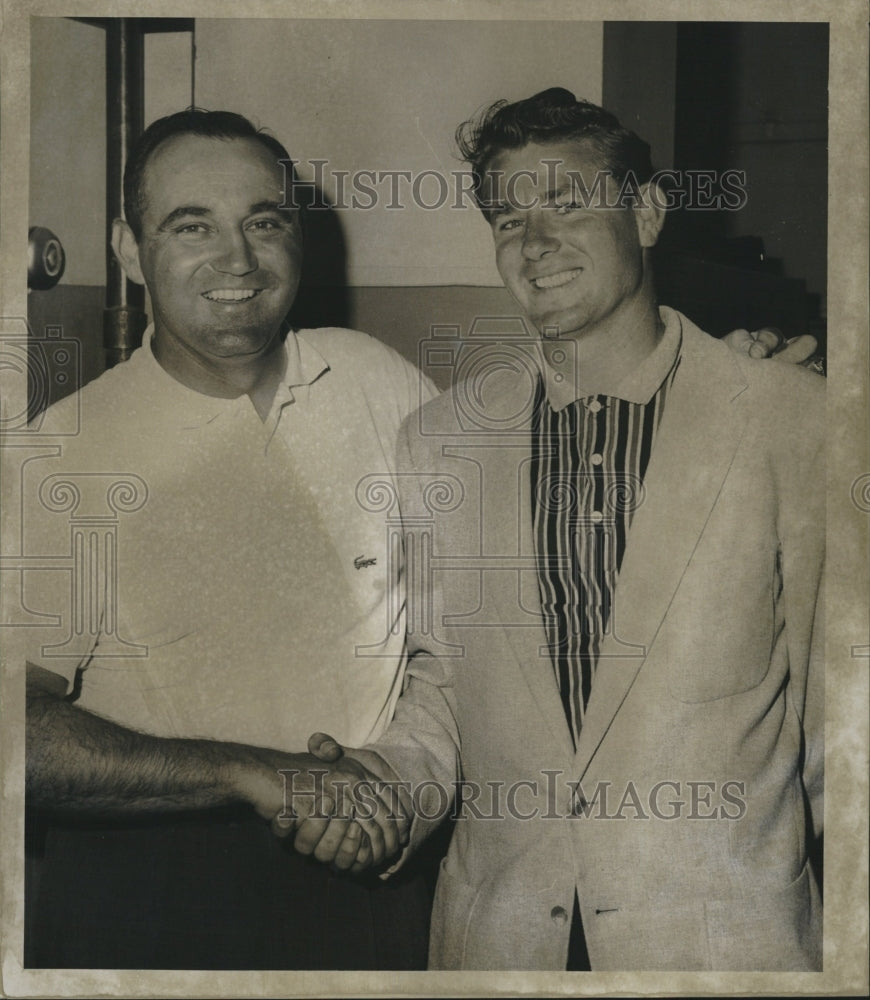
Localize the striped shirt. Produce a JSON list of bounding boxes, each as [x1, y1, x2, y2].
[[530, 320, 682, 747]]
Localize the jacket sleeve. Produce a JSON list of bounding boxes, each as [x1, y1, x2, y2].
[[361, 411, 462, 870], [774, 371, 825, 843]]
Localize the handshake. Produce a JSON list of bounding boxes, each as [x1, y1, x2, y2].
[[232, 732, 412, 874]]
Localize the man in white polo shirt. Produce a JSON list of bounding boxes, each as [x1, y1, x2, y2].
[[24, 109, 436, 970]]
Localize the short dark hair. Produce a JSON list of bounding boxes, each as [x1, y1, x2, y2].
[[455, 87, 654, 209], [123, 108, 292, 239]]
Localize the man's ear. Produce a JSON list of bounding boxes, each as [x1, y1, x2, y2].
[[633, 182, 667, 249], [111, 219, 146, 285]]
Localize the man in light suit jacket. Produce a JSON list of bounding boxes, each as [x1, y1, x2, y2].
[[303, 88, 824, 972]]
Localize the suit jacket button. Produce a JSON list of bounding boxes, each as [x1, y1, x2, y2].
[[550, 906, 569, 925]]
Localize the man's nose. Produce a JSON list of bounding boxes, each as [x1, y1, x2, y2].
[[521, 212, 560, 260], [211, 227, 257, 275]]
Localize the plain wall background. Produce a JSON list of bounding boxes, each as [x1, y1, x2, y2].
[[29, 18, 105, 287], [193, 18, 604, 287]]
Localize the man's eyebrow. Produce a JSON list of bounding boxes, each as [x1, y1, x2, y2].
[[156, 201, 293, 231], [249, 200, 294, 216], [485, 202, 510, 221], [157, 206, 211, 231], [543, 185, 572, 203], [250, 200, 284, 212]]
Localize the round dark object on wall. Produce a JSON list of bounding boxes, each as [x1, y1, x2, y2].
[[28, 226, 66, 290]]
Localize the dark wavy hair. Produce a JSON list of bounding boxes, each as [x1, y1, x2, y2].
[[123, 108, 292, 239], [455, 87, 654, 210]]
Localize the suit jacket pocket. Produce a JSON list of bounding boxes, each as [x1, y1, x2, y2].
[[663, 550, 780, 703], [703, 860, 821, 970]]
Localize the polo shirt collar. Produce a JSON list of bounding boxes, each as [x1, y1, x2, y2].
[[538, 306, 683, 411], [138, 325, 330, 427]]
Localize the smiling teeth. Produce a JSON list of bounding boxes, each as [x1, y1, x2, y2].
[[533, 269, 583, 290], [203, 289, 258, 302]]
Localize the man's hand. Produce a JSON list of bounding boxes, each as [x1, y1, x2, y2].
[[724, 327, 818, 364], [275, 732, 411, 873], [231, 733, 410, 872]]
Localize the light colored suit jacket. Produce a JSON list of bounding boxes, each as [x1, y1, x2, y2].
[[369, 309, 824, 971]]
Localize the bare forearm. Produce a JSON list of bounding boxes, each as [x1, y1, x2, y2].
[[26, 686, 257, 815]]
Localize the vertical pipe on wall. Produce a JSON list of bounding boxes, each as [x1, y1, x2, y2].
[[104, 19, 147, 368]]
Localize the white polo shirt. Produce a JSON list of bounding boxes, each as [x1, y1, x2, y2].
[[24, 327, 436, 751]]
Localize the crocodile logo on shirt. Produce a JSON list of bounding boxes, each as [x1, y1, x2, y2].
[[354, 555, 377, 570]]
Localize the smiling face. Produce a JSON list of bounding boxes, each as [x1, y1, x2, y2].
[[483, 139, 661, 343], [117, 134, 302, 374]]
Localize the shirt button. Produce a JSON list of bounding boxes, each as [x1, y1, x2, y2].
[[550, 906, 569, 925], [587, 399, 603, 413], [590, 453, 603, 466], [591, 510, 604, 523]]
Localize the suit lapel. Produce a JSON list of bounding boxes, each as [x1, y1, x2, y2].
[[469, 363, 576, 760], [574, 317, 750, 776]]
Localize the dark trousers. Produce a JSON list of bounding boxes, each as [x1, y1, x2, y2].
[[25, 807, 433, 970]]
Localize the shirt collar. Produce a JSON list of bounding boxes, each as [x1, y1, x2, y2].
[[137, 325, 330, 428], [537, 306, 683, 411]]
